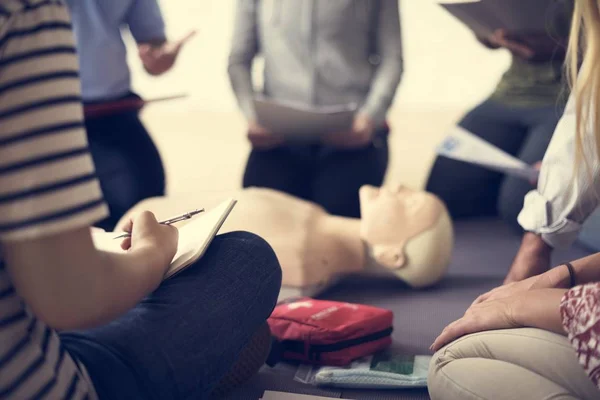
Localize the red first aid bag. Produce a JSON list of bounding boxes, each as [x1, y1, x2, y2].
[[267, 298, 394, 366]]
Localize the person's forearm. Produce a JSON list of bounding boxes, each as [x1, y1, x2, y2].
[[515, 231, 553, 262], [5, 234, 167, 331], [547, 252, 600, 288], [62, 249, 165, 329], [360, 2, 403, 126], [476, 34, 500, 49], [522, 231, 553, 255], [513, 289, 568, 334], [360, 58, 402, 126], [228, 1, 259, 121], [227, 62, 257, 121], [353, 0, 402, 125]]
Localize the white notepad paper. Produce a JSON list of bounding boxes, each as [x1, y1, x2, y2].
[[254, 97, 357, 141], [92, 198, 237, 280]]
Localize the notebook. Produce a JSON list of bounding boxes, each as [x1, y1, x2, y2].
[[92, 198, 237, 280], [438, 0, 555, 38], [254, 96, 356, 141]]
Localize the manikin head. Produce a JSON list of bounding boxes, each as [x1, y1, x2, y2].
[[359, 185, 453, 288]]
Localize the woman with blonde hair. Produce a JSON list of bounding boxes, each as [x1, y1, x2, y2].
[[428, 1, 600, 398]]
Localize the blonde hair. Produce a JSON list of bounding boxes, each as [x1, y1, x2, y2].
[[568, 0, 600, 173]]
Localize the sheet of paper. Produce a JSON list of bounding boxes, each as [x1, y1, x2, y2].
[[261, 391, 347, 400], [254, 97, 356, 141], [436, 126, 539, 181]]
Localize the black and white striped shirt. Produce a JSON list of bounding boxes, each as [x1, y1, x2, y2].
[[0, 0, 108, 398]]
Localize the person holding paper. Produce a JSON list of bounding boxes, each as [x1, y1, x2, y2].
[[0, 2, 281, 399], [426, 0, 573, 231], [228, 0, 403, 218], [65, 0, 195, 231], [428, 3, 600, 399]]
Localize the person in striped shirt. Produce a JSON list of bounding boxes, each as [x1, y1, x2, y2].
[[0, 1, 281, 399]]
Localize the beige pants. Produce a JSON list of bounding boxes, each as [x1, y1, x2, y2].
[[428, 328, 600, 400]]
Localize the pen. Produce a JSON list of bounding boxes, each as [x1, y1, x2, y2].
[[113, 209, 205, 239]]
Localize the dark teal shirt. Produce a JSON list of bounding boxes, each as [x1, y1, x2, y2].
[[490, 0, 573, 107]]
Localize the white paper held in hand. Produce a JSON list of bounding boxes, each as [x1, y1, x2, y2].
[[253, 96, 357, 141], [91, 198, 237, 280], [436, 126, 539, 181]]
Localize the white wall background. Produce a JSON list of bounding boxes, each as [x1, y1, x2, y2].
[[125, 0, 512, 114]]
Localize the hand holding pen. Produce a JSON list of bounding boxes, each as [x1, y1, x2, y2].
[[114, 209, 204, 240], [116, 211, 181, 268]]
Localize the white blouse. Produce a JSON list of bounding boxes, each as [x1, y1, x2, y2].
[[518, 95, 600, 248]]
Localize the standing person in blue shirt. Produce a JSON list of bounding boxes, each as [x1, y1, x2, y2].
[[228, 0, 403, 218], [66, 0, 195, 231]]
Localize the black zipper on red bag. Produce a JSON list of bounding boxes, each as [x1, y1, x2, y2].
[[308, 327, 394, 362], [271, 327, 394, 366]]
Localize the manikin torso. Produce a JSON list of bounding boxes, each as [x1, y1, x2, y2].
[[118, 186, 453, 290]]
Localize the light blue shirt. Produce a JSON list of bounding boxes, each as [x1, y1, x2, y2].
[[65, 0, 166, 101]]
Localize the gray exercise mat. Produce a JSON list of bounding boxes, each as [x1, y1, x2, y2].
[[226, 219, 590, 400]]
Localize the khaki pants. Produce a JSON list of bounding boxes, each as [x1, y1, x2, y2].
[[428, 328, 600, 400]]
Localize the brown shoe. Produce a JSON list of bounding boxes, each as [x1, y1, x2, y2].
[[210, 323, 273, 398]]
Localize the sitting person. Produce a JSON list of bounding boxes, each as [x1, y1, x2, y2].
[[119, 185, 454, 296], [65, 0, 194, 231], [426, 0, 573, 232], [0, 2, 280, 399], [428, 2, 600, 398], [228, 0, 403, 218]]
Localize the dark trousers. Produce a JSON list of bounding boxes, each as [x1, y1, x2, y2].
[[61, 232, 282, 400], [243, 128, 389, 218], [425, 99, 564, 232], [85, 107, 165, 231]]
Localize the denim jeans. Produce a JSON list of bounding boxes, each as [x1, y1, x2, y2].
[[426, 99, 565, 232], [61, 232, 282, 400]]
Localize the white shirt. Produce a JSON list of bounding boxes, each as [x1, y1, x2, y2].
[[518, 95, 600, 248]]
